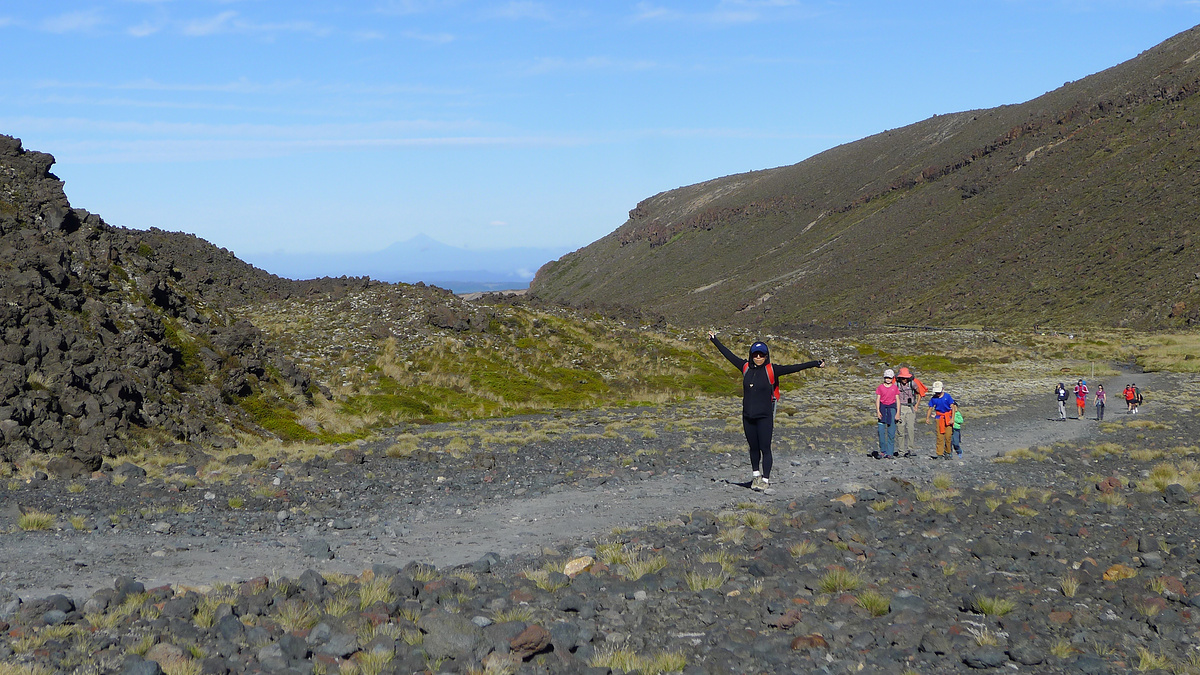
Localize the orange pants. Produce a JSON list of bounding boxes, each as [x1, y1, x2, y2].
[[936, 427, 953, 456]]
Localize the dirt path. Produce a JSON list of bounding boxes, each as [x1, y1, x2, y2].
[[4, 371, 1169, 601]]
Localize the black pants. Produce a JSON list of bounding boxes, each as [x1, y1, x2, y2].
[[743, 415, 774, 478]]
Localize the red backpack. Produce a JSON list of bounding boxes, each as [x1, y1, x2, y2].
[[743, 362, 779, 401]]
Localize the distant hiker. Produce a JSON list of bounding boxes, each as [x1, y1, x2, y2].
[[1133, 384, 1143, 413], [1073, 379, 1088, 418], [924, 381, 958, 459], [1094, 384, 1106, 421], [872, 369, 898, 459], [1055, 383, 1069, 421], [708, 331, 825, 491], [951, 408, 964, 459], [1124, 384, 1136, 413], [894, 367, 927, 457]]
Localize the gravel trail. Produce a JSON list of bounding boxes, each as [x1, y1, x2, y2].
[[2, 371, 1170, 602]]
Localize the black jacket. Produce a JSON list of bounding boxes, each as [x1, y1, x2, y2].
[[711, 336, 821, 419]]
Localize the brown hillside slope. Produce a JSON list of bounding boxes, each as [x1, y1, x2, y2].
[[531, 25, 1200, 330]]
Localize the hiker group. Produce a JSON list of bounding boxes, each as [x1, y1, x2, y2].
[[1055, 380, 1139, 420], [708, 332, 975, 490], [706, 332, 1153, 493], [873, 367, 960, 460]]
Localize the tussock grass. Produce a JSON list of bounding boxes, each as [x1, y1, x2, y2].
[[684, 568, 729, 591], [493, 607, 534, 624], [622, 551, 669, 581], [18, 510, 56, 531], [1136, 647, 1171, 671], [1060, 574, 1080, 598], [1049, 638, 1076, 659], [353, 650, 393, 675], [276, 600, 319, 631], [716, 526, 746, 545], [160, 657, 202, 675], [521, 568, 570, 592], [817, 568, 864, 594], [972, 595, 1015, 616], [588, 647, 686, 674], [788, 540, 817, 557], [324, 596, 355, 617], [855, 591, 890, 616], [700, 550, 741, 574], [0, 664, 53, 675], [967, 625, 1000, 647]]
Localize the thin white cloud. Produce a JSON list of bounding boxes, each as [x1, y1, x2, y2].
[[402, 29, 455, 43], [0, 17, 15, 28], [127, 20, 164, 37], [41, 9, 106, 34], [182, 10, 237, 35], [632, 0, 804, 24], [30, 77, 469, 98], [26, 135, 592, 164], [483, 1, 554, 21], [525, 56, 660, 74], [374, 0, 461, 17], [180, 10, 330, 38], [0, 116, 490, 140]]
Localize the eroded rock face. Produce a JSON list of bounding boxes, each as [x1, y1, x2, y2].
[[0, 135, 332, 462]]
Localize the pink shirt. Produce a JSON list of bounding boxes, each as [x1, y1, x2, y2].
[[876, 382, 899, 406]]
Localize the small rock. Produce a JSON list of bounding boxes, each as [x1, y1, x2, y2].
[[301, 540, 333, 560]]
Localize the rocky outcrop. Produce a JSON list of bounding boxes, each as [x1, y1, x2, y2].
[[0, 136, 334, 465]]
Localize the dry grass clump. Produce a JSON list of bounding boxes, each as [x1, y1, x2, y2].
[[588, 647, 686, 674], [967, 625, 1001, 647], [275, 600, 319, 631], [699, 550, 741, 574], [1137, 461, 1200, 492], [855, 590, 890, 616], [1060, 574, 1080, 598], [972, 595, 1015, 616], [493, 607, 534, 624], [684, 567, 729, 591], [789, 540, 818, 557], [0, 664, 54, 675], [817, 568, 864, 594], [622, 551, 669, 581], [521, 567, 570, 592], [18, 510, 56, 531]]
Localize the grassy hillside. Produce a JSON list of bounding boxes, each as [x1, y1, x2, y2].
[[531, 25, 1200, 331], [235, 285, 1199, 445]]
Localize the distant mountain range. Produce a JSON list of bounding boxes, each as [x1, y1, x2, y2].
[[243, 234, 572, 292], [531, 24, 1200, 330]]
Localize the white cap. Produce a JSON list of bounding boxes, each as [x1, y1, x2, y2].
[[883, 369, 894, 379], [932, 381, 944, 394]]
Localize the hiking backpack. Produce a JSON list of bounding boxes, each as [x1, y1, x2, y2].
[[743, 362, 780, 401]]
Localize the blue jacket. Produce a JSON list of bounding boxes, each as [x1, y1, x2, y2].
[[928, 392, 956, 413]]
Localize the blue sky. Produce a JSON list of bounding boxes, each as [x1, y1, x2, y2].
[[2, 2, 1199, 261]]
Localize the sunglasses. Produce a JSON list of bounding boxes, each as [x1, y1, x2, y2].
[[751, 353, 767, 358]]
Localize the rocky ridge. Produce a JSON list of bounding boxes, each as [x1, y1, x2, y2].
[[0, 135, 502, 471]]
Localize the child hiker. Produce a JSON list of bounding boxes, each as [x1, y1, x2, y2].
[[925, 381, 958, 459], [951, 408, 963, 459]]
